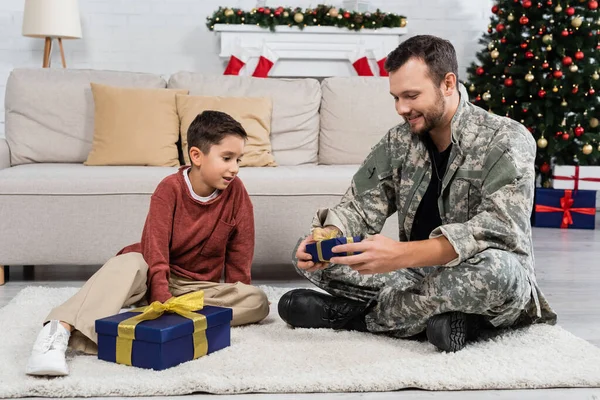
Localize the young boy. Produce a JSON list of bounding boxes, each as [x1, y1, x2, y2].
[[25, 110, 270, 376]]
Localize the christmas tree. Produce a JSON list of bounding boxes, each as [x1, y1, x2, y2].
[[464, 0, 600, 186]]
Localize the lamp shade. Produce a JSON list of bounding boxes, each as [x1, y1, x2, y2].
[[22, 0, 82, 39]]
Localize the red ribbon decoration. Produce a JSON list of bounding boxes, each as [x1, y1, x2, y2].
[[535, 189, 596, 228], [553, 165, 600, 190]]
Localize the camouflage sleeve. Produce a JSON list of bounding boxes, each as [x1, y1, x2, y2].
[[311, 131, 398, 237], [431, 125, 536, 266]]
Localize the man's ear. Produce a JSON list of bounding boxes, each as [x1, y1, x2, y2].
[[189, 146, 203, 167], [443, 72, 457, 95]]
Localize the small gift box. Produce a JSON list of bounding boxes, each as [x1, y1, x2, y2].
[[305, 236, 362, 262], [95, 291, 232, 370], [534, 188, 596, 230], [553, 165, 600, 191]]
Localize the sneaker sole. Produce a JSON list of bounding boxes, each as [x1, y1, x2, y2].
[[26, 368, 69, 376]]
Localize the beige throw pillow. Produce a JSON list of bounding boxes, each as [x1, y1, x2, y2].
[[176, 94, 276, 167], [85, 83, 188, 167]]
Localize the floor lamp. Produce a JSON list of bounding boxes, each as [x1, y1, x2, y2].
[[22, 0, 82, 68]]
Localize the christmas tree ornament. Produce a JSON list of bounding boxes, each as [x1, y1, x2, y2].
[[508, 13, 515, 21], [548, 0, 553, 4], [575, 50, 585, 60], [497, 23, 506, 32], [590, 88, 596, 95], [476, 66, 485, 75], [488, 42, 495, 50], [492, 5, 499, 13], [537, 137, 548, 148], [572, 17, 583, 28], [553, 70, 563, 78], [575, 126, 585, 136], [525, 51, 534, 59], [553, 85, 559, 92], [504, 77, 514, 86], [343, 11, 351, 19], [562, 132, 570, 140], [540, 162, 551, 173], [400, 18, 407, 27], [520, 15, 530, 25], [329, 7, 339, 17], [469, 84, 476, 92], [562, 99, 568, 106], [523, 0, 533, 7], [542, 61, 550, 68], [294, 13, 304, 23], [491, 49, 500, 59], [598, 144, 600, 151], [483, 92, 492, 101], [224, 8, 234, 16], [547, 45, 553, 51], [525, 72, 535, 81], [555, 4, 563, 12], [542, 34, 553, 44], [562, 55, 573, 65], [583, 143, 593, 154], [570, 64, 579, 72], [566, 6, 576, 15], [593, 72, 600, 80], [538, 89, 547, 97], [561, 29, 570, 36], [590, 117, 599, 127], [501, 37, 507, 44], [283, 11, 289, 17], [543, 180, 552, 188], [590, 0, 598, 9], [573, 84, 579, 94], [520, 42, 528, 49]]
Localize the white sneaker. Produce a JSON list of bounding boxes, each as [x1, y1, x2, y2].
[[25, 320, 71, 376]]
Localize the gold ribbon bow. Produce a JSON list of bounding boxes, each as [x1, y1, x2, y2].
[[116, 291, 208, 366], [312, 229, 354, 262]]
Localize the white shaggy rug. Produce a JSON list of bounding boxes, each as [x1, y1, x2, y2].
[[1, 286, 600, 397]]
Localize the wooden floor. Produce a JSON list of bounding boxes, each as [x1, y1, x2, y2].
[[1, 226, 599, 399]]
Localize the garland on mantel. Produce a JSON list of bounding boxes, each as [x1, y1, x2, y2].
[[206, 4, 407, 32]]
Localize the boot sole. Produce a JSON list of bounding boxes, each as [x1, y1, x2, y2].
[[426, 312, 467, 352]]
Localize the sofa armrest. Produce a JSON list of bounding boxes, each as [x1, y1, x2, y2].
[[0, 137, 10, 170]]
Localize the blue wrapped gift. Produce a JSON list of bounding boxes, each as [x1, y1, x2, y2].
[[95, 292, 232, 370], [305, 236, 362, 262], [534, 188, 596, 230]]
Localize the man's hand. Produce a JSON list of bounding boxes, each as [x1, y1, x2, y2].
[[329, 234, 407, 275], [295, 226, 341, 272]]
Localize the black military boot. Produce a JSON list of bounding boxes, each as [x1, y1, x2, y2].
[[426, 312, 486, 352], [278, 288, 369, 331]]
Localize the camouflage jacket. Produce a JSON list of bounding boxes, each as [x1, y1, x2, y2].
[[312, 95, 556, 322]]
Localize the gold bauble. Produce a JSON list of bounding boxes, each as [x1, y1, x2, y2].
[[572, 17, 583, 28], [294, 13, 304, 23], [525, 73, 535, 82], [224, 8, 234, 16], [570, 65, 579, 72], [329, 7, 339, 17], [561, 100, 568, 106], [546, 45, 552, 51], [508, 13, 515, 22], [552, 86, 559, 93], [482, 92, 492, 101], [583, 144, 593, 155], [555, 5, 563, 12], [593, 72, 600, 80], [491, 50, 500, 59], [543, 180, 552, 188], [469, 84, 476, 92], [542, 34, 553, 44], [400, 18, 407, 27], [488, 42, 495, 50], [590, 117, 599, 128], [283, 11, 289, 17], [537, 137, 548, 149]]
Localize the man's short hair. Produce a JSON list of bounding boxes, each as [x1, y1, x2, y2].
[[384, 35, 459, 85]]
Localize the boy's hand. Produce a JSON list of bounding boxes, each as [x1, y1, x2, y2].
[[295, 226, 341, 272]]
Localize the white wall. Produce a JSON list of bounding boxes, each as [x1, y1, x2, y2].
[[0, 0, 493, 136]]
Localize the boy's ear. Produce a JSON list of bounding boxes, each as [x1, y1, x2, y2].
[[189, 146, 203, 167]]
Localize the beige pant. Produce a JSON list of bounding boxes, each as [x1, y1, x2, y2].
[[45, 252, 270, 354]]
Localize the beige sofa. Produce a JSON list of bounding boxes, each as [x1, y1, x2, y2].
[[0, 68, 465, 283]]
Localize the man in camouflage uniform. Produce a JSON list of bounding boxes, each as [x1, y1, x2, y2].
[[278, 35, 557, 352]]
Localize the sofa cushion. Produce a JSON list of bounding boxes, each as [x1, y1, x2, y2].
[[319, 77, 403, 165], [84, 84, 186, 167], [176, 94, 276, 167], [168, 72, 321, 166], [4, 68, 167, 166]]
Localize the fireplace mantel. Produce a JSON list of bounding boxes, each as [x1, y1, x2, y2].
[[213, 24, 408, 77]]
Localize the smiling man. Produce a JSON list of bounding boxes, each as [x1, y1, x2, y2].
[[278, 35, 557, 352]]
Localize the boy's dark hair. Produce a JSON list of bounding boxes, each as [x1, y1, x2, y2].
[[384, 35, 459, 85], [187, 110, 247, 154]]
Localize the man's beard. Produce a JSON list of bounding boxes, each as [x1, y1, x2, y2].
[[406, 91, 445, 135]]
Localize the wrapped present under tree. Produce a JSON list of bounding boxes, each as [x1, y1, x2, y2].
[[534, 188, 596, 230]]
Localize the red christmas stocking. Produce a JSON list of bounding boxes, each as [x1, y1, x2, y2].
[[349, 48, 374, 76], [373, 48, 389, 76], [223, 45, 250, 75], [252, 46, 279, 78]]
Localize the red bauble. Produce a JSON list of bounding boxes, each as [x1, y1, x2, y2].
[[501, 37, 507, 44], [538, 89, 547, 98], [476, 95, 482, 101], [561, 29, 570, 37], [520, 42, 528, 49], [488, 28, 493, 33], [237, 10, 243, 15], [496, 23, 505, 32], [525, 51, 534, 59], [258, 7, 264, 13], [547, 0, 552, 4], [274, 10, 281, 16], [476, 67, 485, 75], [492, 5, 499, 13], [562, 56, 573, 66], [575, 51, 585, 60], [573, 86, 579, 94], [566, 6, 575, 15], [590, 88, 596, 95], [520, 15, 529, 24], [343, 11, 351, 18], [590, 0, 598, 9], [264, 8, 271, 14], [555, 131, 563, 137], [523, 0, 532, 7], [542, 62, 550, 68], [575, 126, 585, 136], [504, 77, 514, 86], [540, 163, 551, 174], [523, 108, 528, 112], [553, 70, 563, 78], [562, 133, 570, 140]]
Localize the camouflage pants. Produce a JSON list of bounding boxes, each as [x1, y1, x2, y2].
[[293, 244, 533, 338]]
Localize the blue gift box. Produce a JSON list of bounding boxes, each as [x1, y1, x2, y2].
[[305, 236, 362, 262], [95, 305, 232, 370], [534, 188, 596, 230]]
